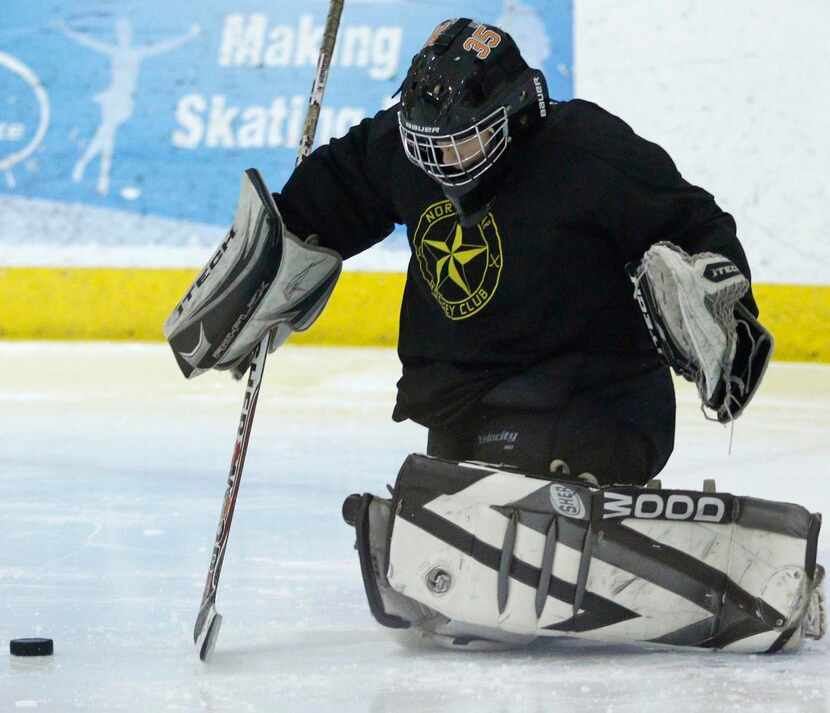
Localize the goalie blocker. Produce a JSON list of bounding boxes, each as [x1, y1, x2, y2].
[[344, 454, 825, 653], [164, 169, 342, 379]]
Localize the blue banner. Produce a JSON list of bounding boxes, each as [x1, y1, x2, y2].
[[1, 1, 572, 234]]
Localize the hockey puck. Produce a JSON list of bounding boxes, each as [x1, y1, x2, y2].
[[10, 638, 53, 657]]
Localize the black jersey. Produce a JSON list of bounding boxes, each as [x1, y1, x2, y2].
[[274, 99, 757, 429]]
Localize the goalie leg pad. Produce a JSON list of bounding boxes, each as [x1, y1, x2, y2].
[[346, 454, 824, 653], [343, 492, 536, 650]]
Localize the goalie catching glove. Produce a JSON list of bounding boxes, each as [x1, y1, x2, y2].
[[164, 169, 342, 378], [629, 242, 773, 423]]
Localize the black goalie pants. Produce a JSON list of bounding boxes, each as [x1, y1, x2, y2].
[[426, 365, 676, 486]]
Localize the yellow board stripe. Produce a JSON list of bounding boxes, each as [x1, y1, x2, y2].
[[0, 267, 405, 346], [0, 267, 827, 362], [752, 283, 830, 362]]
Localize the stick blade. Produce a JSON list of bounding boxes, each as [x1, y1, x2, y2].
[[194, 602, 223, 661]]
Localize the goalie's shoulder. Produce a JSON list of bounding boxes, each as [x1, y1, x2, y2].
[[547, 98, 680, 187], [345, 103, 403, 155]]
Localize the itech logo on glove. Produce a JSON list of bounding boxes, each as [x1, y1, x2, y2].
[[703, 261, 741, 283]]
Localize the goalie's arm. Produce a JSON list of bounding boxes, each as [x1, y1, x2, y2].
[[274, 107, 404, 259], [618, 171, 759, 317], [610, 159, 774, 420], [580, 109, 759, 317]]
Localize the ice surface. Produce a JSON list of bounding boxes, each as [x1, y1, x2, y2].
[[1, 343, 828, 713]]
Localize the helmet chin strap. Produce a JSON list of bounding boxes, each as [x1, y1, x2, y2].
[[441, 146, 512, 227], [445, 189, 494, 228]]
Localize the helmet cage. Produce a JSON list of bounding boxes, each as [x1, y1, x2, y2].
[[398, 106, 509, 187]]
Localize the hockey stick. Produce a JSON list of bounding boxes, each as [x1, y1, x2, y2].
[[193, 0, 345, 662]]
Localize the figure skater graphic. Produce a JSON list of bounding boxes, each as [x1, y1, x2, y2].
[[58, 19, 199, 195]]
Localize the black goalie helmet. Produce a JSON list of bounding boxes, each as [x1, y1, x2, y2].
[[399, 18, 549, 225]]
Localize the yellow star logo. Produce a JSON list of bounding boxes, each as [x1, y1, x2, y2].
[[423, 225, 487, 297]]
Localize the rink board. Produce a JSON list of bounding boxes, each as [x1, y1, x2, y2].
[[0, 267, 828, 362], [0, 267, 404, 347]]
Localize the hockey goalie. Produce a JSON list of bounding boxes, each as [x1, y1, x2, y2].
[[165, 18, 824, 654]]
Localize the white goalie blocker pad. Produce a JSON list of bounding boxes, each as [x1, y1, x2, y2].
[[164, 169, 342, 379], [215, 223, 341, 371], [347, 455, 824, 653]]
